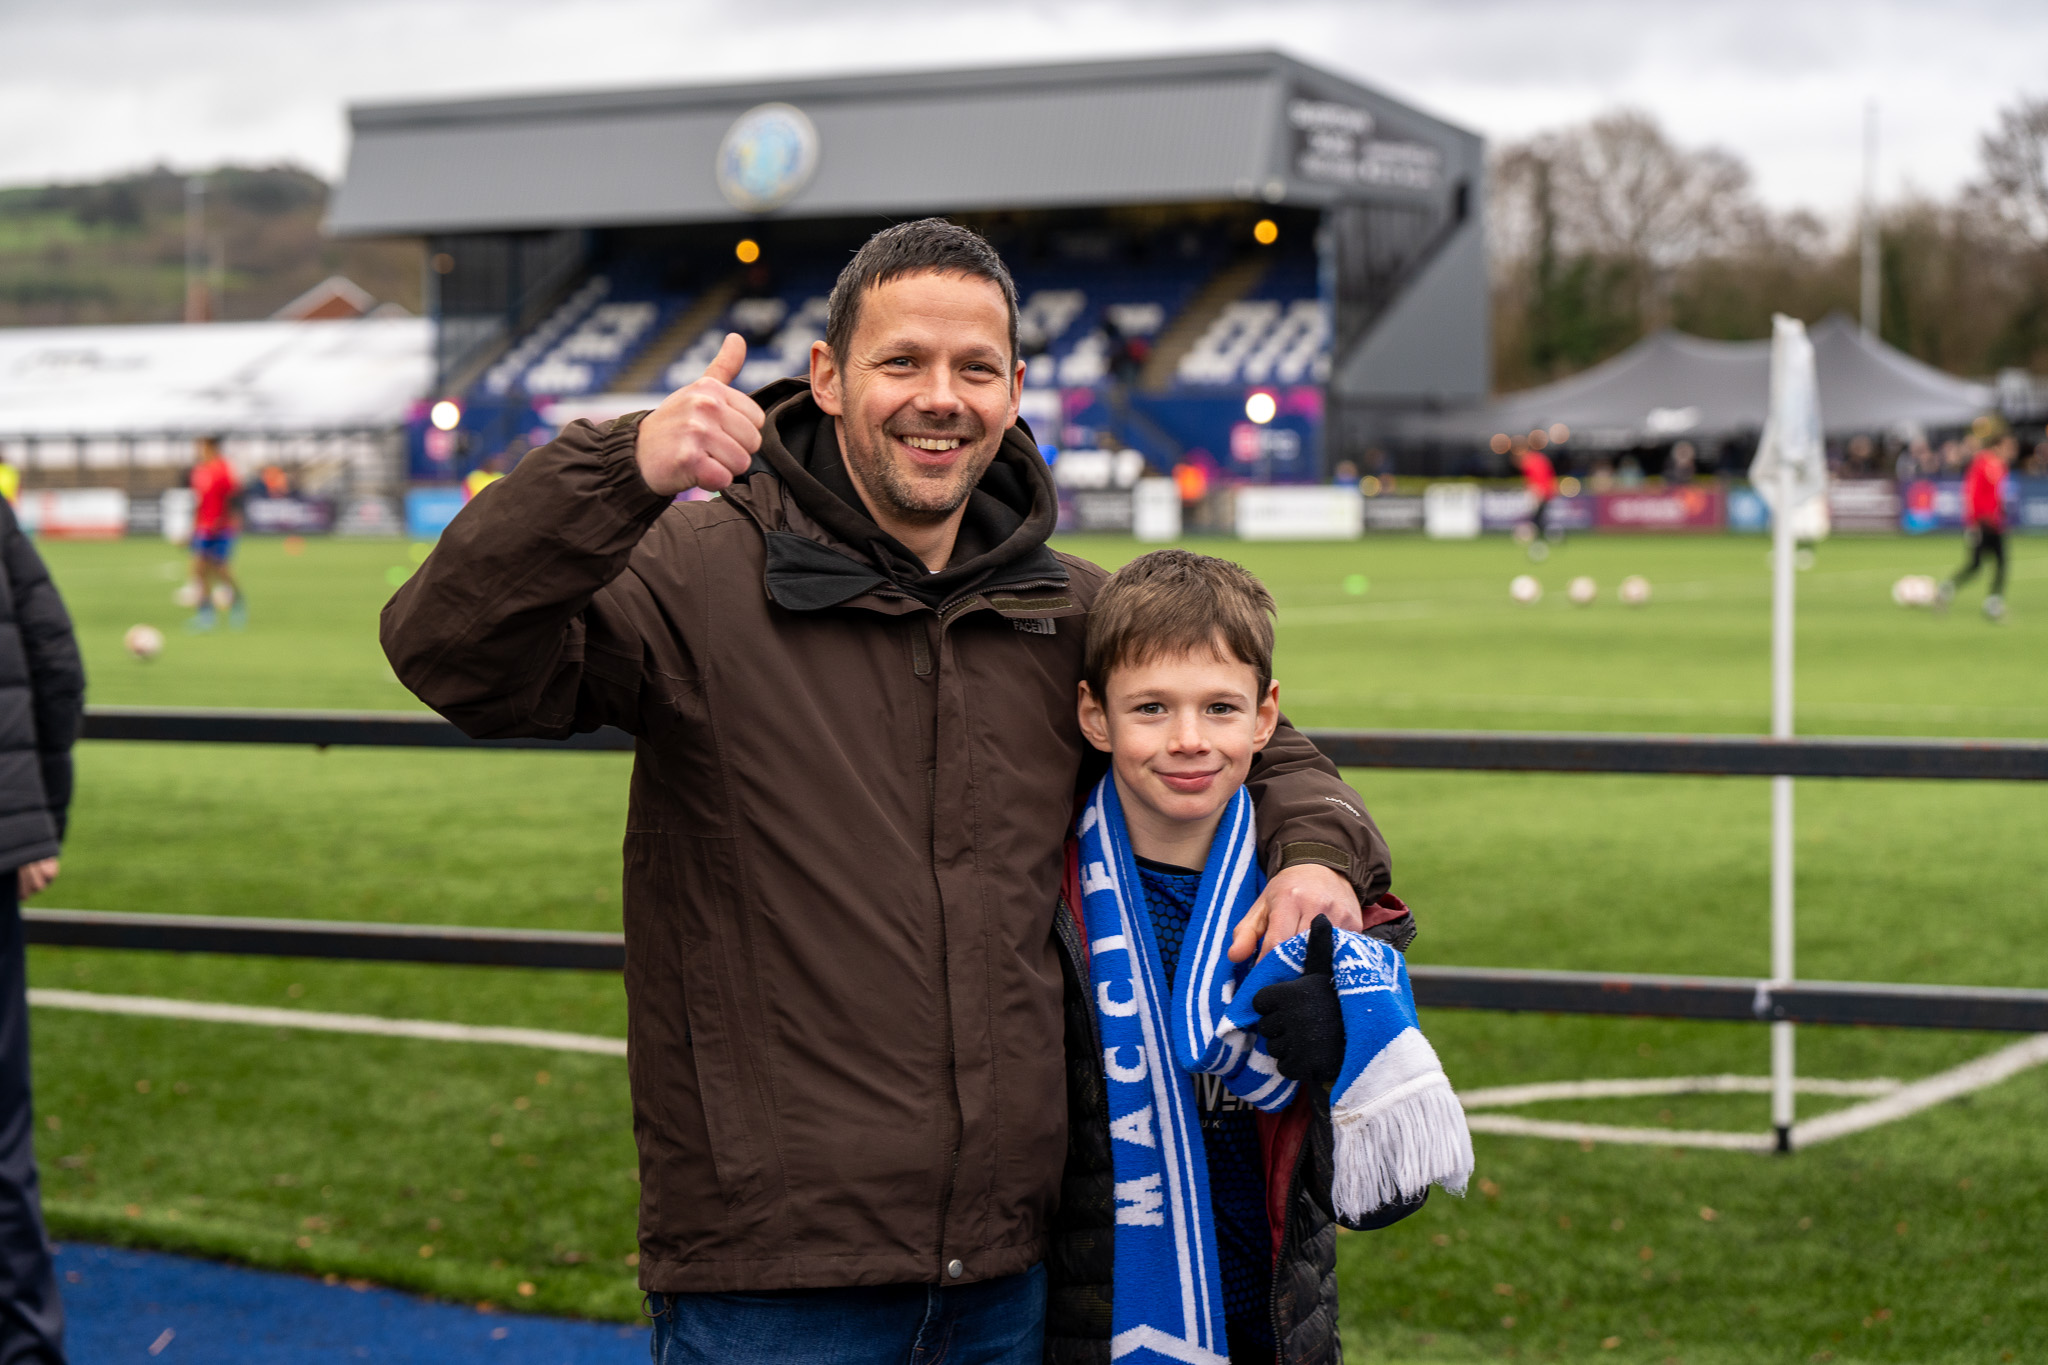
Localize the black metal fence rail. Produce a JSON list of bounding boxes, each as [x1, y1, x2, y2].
[[27, 907, 2048, 1033], [81, 706, 632, 752], [62, 707, 2048, 1034], [23, 908, 624, 971], [79, 707, 2048, 780]]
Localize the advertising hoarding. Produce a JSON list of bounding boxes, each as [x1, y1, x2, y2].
[[17, 489, 127, 539], [1235, 486, 1363, 541], [244, 495, 338, 535], [1593, 486, 1724, 532], [405, 487, 466, 540], [1360, 495, 1424, 532], [1826, 480, 1902, 533]]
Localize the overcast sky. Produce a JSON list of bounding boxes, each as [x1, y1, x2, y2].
[[5, 0, 2044, 229]]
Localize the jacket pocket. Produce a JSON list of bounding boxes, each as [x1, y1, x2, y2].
[[626, 831, 783, 1225]]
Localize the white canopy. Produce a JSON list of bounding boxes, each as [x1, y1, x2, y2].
[[0, 318, 432, 439], [1411, 313, 1995, 449]]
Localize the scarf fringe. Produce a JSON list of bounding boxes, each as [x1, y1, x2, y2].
[[1331, 1081, 1476, 1220]]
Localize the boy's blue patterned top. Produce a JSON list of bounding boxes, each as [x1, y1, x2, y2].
[[1135, 858, 1275, 1361]]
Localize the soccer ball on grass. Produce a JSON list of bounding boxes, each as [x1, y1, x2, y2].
[[124, 624, 165, 661]]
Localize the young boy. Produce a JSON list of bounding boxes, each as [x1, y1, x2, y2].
[[1063, 549, 1465, 1365]]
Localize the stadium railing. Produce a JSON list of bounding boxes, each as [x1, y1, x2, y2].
[[34, 706, 2048, 1035]]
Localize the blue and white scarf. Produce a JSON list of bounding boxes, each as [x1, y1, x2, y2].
[[1079, 775, 1473, 1365]]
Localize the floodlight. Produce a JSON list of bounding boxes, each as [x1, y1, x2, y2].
[[1253, 219, 1279, 245], [735, 239, 761, 264], [429, 400, 462, 431], [1244, 391, 1278, 425]]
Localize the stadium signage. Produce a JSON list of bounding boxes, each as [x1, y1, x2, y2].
[[715, 103, 821, 212], [1288, 94, 1441, 192], [1592, 487, 1724, 533], [1825, 480, 1902, 534], [243, 495, 337, 535]]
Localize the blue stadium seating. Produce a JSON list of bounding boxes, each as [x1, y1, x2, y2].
[[454, 226, 1333, 482]]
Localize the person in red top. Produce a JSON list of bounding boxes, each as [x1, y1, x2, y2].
[[187, 437, 246, 630], [1514, 432, 1560, 559], [1939, 419, 2016, 620]]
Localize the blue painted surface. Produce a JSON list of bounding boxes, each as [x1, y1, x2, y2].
[[55, 1242, 647, 1363], [404, 487, 468, 540]]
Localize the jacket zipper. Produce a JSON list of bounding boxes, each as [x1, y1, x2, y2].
[[927, 744, 963, 1280], [1270, 1113, 1309, 1363]]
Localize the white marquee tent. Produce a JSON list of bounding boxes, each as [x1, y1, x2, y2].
[[0, 317, 431, 442], [1414, 313, 1995, 449]]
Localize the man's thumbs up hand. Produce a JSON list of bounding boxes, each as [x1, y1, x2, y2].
[[634, 333, 766, 497]]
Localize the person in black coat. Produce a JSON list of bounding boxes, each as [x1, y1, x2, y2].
[[0, 499, 85, 1365]]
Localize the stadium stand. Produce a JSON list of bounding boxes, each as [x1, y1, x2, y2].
[[330, 53, 1487, 482]]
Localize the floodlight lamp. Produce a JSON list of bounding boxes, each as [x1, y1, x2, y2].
[[1253, 219, 1279, 246], [429, 400, 462, 431], [1244, 391, 1278, 425], [735, 238, 761, 264]]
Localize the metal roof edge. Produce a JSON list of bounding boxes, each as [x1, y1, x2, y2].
[[343, 48, 1471, 140], [347, 50, 1291, 127]]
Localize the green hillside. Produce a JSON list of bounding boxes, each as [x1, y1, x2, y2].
[[0, 166, 422, 327]]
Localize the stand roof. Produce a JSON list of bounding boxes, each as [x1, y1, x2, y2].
[[328, 51, 1477, 236]]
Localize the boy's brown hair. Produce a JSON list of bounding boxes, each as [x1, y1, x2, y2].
[[1083, 549, 1276, 699]]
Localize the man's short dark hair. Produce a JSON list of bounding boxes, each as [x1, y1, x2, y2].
[[826, 219, 1019, 370]]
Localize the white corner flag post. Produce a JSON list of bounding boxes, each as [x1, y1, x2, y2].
[[1751, 315, 1827, 1153]]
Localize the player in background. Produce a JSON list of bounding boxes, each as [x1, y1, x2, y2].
[[1938, 417, 2016, 621], [461, 454, 505, 502], [186, 437, 246, 631], [1515, 430, 1559, 561]]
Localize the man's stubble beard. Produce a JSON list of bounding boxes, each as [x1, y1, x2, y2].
[[839, 417, 999, 527]]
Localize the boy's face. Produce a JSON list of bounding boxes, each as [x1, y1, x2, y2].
[[1077, 643, 1280, 833]]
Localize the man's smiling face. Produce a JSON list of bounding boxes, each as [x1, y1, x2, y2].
[[812, 269, 1024, 528]]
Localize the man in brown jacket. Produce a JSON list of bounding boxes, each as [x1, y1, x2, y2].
[[382, 220, 1399, 1364]]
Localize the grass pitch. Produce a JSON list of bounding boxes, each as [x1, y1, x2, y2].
[[22, 532, 2048, 1358]]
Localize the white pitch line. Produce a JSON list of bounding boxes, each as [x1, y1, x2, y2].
[[1791, 1033, 2048, 1149], [27, 989, 627, 1057], [1459, 1074, 1900, 1109], [1459, 1039, 2048, 1153], [1464, 1114, 1775, 1151]]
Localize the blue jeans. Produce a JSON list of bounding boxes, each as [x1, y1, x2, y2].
[[647, 1263, 1044, 1365]]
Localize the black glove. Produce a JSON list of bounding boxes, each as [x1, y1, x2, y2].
[[1250, 914, 1345, 1085]]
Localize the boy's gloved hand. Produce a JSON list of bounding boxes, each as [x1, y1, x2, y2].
[[1250, 914, 1345, 1084]]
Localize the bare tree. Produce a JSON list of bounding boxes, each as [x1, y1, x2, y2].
[[1490, 110, 1779, 382], [1970, 95, 2048, 250], [1491, 101, 2048, 388], [1493, 112, 1763, 271]]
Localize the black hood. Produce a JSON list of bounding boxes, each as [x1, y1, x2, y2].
[[744, 378, 1065, 611]]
